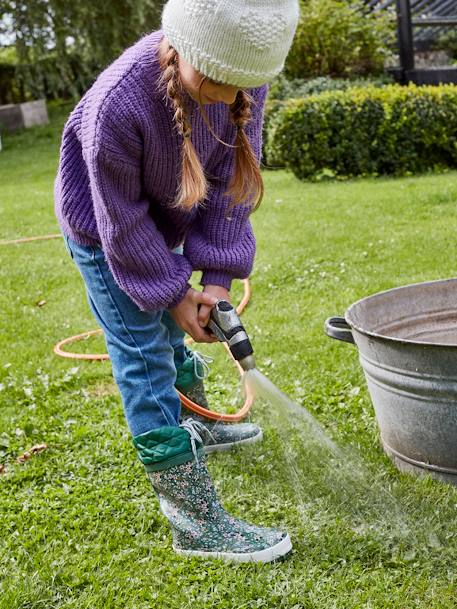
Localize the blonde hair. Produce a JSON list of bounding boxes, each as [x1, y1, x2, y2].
[[158, 38, 264, 212]]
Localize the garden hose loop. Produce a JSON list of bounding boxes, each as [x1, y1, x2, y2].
[[53, 279, 254, 422]]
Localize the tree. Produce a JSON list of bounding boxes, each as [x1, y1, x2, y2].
[[0, 0, 164, 100]]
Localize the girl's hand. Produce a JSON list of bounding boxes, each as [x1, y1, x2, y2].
[[198, 284, 231, 329], [169, 287, 219, 343]]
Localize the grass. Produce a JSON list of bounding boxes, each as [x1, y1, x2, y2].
[[1, 101, 457, 608]]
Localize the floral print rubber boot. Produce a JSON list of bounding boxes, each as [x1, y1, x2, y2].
[[175, 348, 263, 453], [133, 421, 292, 563]]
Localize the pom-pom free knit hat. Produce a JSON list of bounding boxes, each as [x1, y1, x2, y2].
[[162, 0, 300, 88]]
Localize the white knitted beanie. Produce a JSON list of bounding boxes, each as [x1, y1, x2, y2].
[[162, 0, 300, 88]]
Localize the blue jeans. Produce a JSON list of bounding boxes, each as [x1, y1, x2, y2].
[[63, 234, 187, 437]]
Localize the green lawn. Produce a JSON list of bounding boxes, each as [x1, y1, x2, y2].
[[0, 102, 456, 608]]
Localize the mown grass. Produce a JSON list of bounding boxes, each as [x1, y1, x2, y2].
[[0, 102, 456, 608]]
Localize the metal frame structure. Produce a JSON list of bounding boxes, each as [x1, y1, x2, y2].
[[368, 0, 457, 84]]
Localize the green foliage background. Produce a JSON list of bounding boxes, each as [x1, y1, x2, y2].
[[285, 0, 395, 79], [0, 0, 165, 102], [265, 83, 457, 179], [0, 0, 397, 103]]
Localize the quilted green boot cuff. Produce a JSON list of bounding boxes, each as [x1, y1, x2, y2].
[[133, 426, 204, 472], [175, 352, 204, 392]]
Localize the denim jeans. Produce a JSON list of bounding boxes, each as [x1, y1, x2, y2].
[[63, 234, 187, 437]]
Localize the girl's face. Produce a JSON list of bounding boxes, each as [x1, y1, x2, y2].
[[178, 53, 240, 105]]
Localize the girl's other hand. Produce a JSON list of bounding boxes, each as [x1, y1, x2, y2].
[[198, 285, 230, 329], [169, 287, 219, 343]]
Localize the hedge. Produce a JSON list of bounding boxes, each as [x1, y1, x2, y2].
[[0, 53, 100, 105], [262, 75, 395, 167], [268, 74, 394, 102], [264, 84, 457, 179]]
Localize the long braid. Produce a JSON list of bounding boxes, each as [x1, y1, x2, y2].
[[228, 90, 264, 211], [158, 39, 208, 209], [158, 39, 263, 211]]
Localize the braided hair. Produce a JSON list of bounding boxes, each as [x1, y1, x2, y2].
[[158, 38, 264, 211], [158, 39, 207, 209], [227, 89, 264, 211]]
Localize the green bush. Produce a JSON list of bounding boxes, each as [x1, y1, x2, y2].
[[0, 52, 96, 104], [265, 84, 457, 179], [262, 98, 287, 168], [15, 53, 99, 101], [268, 74, 395, 101], [2, 0, 162, 102], [262, 74, 394, 167], [285, 0, 395, 80], [434, 30, 457, 61]]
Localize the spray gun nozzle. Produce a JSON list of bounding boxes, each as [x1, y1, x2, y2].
[[207, 300, 256, 370], [238, 354, 256, 371]]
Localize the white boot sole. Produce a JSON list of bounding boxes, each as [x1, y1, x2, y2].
[[204, 428, 263, 454], [174, 533, 292, 563]]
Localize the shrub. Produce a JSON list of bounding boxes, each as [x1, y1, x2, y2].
[[262, 75, 394, 167], [268, 74, 395, 101], [2, 1, 162, 102], [0, 52, 98, 105], [265, 84, 457, 179], [262, 98, 288, 168], [434, 30, 457, 61], [285, 0, 395, 80]]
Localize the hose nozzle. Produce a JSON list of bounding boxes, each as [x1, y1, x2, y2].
[[207, 300, 256, 371]]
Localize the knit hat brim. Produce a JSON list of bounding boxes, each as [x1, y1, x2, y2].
[[162, 0, 299, 89], [163, 26, 284, 88]]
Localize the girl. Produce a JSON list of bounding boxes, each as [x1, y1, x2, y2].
[[55, 0, 299, 563]]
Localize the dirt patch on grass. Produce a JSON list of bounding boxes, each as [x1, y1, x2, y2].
[[88, 378, 118, 398]]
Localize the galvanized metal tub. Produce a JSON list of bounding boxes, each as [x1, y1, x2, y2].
[[325, 277, 457, 486]]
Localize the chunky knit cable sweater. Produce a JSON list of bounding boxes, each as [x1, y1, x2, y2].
[[54, 29, 268, 311]]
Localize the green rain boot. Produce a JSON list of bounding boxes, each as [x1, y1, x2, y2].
[[176, 348, 263, 453], [133, 421, 292, 563]]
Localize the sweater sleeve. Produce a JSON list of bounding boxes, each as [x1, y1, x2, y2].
[[183, 85, 268, 291], [83, 116, 193, 311]]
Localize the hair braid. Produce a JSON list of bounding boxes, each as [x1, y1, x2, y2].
[[158, 39, 263, 211], [227, 90, 264, 211], [158, 39, 208, 209]]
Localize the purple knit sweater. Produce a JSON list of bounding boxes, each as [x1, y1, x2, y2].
[[54, 29, 268, 311]]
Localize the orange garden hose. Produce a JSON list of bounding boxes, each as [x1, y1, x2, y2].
[[53, 279, 254, 422], [0, 233, 62, 245]]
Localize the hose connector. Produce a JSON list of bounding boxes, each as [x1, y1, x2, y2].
[[207, 300, 256, 371]]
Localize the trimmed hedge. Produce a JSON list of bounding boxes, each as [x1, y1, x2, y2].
[[262, 75, 395, 167], [268, 74, 394, 101], [265, 84, 457, 179]]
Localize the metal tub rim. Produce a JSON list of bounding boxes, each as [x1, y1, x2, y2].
[[344, 276, 457, 348]]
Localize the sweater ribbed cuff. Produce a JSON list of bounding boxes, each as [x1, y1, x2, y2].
[[200, 270, 234, 291], [166, 281, 192, 310]]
